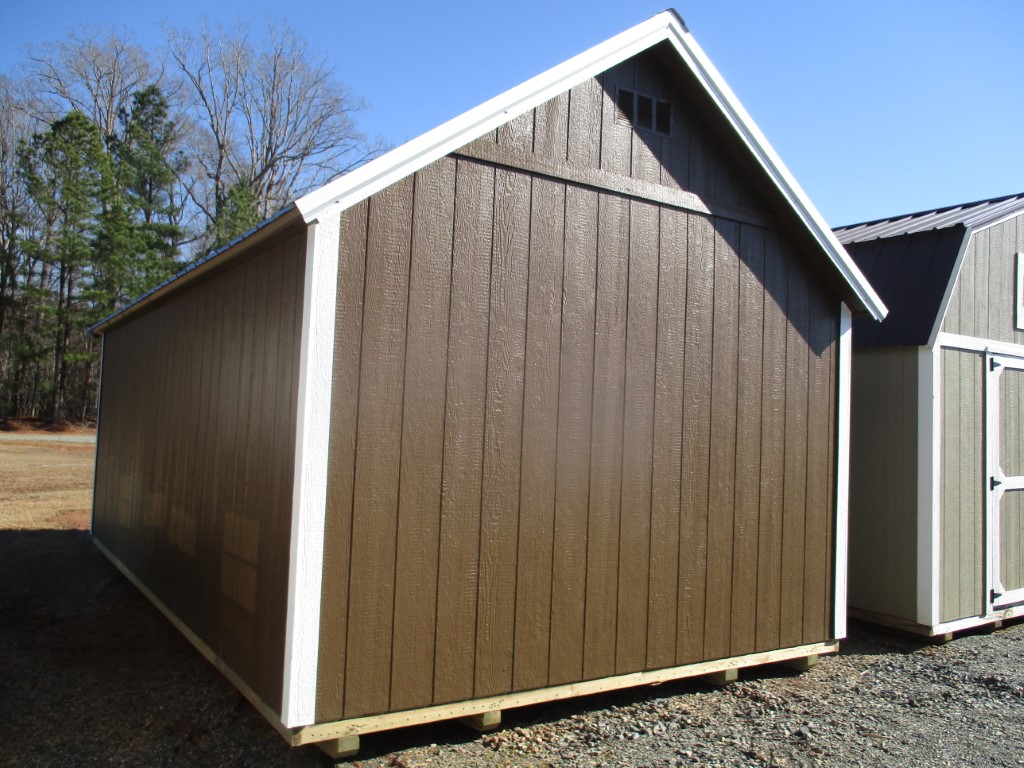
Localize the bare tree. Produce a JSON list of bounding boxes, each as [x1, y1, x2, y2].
[[165, 18, 386, 241], [24, 27, 155, 140], [235, 22, 385, 216]]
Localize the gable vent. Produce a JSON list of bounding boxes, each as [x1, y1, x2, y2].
[[616, 88, 672, 136]]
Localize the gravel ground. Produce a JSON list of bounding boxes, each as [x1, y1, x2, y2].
[[4, 440, 1024, 767]]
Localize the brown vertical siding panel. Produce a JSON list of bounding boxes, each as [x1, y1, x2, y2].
[[583, 192, 629, 681], [647, 207, 687, 670], [317, 201, 368, 721], [343, 177, 415, 718], [533, 91, 569, 162], [513, 177, 566, 691], [434, 159, 495, 704], [567, 77, 603, 170], [630, 58, 662, 185], [599, 62, 634, 178], [93, 227, 305, 716], [802, 288, 836, 643], [388, 159, 457, 712], [686, 117, 715, 202], [255, 249, 298, 710], [498, 110, 535, 154], [615, 200, 659, 673], [824, 313, 837, 635], [204, 262, 243, 652], [780, 258, 810, 649], [656, 68, 690, 193], [221, 261, 259, 673], [677, 213, 714, 665], [730, 225, 765, 656], [704, 219, 740, 661], [548, 185, 598, 686], [475, 168, 531, 698], [756, 232, 787, 651], [243, 251, 279, 708], [940, 349, 962, 621]]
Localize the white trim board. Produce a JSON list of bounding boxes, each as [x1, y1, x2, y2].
[[935, 332, 1024, 358], [917, 344, 940, 627], [833, 302, 852, 639], [294, 11, 886, 321], [928, 231, 973, 348], [282, 213, 341, 728]]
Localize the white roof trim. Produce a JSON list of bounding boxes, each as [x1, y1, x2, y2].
[[295, 9, 887, 320]]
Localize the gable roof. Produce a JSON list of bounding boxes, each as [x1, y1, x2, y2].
[[835, 192, 1024, 348], [95, 9, 886, 336], [295, 9, 886, 320]]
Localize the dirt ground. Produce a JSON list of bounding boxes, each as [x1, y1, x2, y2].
[[4, 440, 1024, 767]]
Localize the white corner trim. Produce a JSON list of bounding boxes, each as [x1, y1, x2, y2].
[[293, 11, 885, 321], [917, 344, 940, 627], [927, 231, 973, 348], [282, 212, 341, 728], [834, 303, 853, 639]]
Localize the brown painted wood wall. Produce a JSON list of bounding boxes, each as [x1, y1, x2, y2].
[[92, 225, 306, 714], [315, 50, 840, 722]]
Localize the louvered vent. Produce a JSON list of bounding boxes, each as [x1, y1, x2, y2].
[[616, 88, 672, 136]]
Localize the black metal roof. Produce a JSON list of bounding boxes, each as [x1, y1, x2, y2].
[[833, 192, 1024, 348], [836, 192, 1024, 243]]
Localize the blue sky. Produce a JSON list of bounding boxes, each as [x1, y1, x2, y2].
[[3, 0, 1021, 226]]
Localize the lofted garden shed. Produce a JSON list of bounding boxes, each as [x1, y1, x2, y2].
[[840, 192, 1024, 639]]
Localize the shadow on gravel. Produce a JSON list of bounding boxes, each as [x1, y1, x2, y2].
[[0, 529, 327, 768], [9, 528, 994, 766]]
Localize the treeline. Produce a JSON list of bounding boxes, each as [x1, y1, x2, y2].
[[0, 21, 384, 423]]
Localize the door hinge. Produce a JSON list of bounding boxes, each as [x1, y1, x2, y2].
[[991, 358, 1002, 371], [991, 476, 1003, 490], [991, 589, 1003, 602]]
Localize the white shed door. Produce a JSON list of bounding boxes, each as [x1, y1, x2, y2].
[[986, 353, 1024, 610]]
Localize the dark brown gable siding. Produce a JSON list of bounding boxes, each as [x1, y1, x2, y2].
[[92, 226, 306, 714], [315, 54, 839, 722], [469, 46, 771, 227]]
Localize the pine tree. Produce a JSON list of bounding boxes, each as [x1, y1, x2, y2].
[[18, 110, 109, 421], [109, 85, 185, 296]]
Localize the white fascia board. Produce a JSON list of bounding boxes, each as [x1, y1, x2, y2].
[[282, 212, 341, 728], [660, 26, 886, 322], [833, 303, 853, 639], [295, 11, 678, 223], [295, 11, 887, 321]]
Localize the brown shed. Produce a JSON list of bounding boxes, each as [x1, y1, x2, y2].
[[91, 11, 885, 755]]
